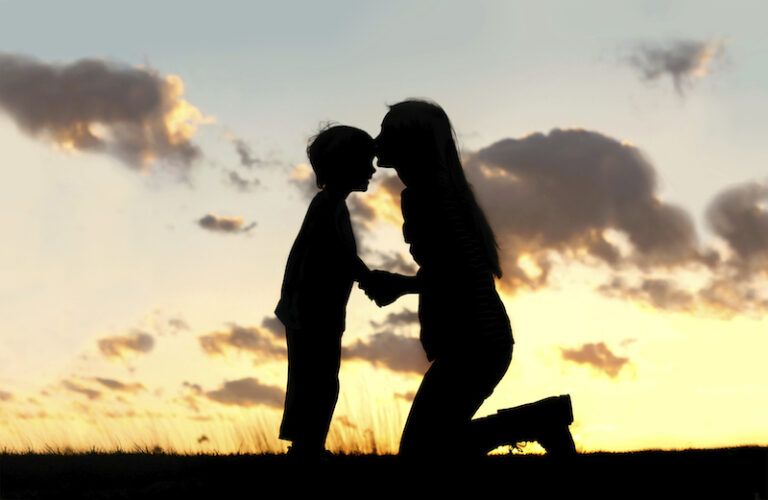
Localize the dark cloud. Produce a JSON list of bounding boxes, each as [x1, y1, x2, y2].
[[627, 39, 725, 95], [226, 170, 261, 192], [348, 195, 377, 226], [92, 377, 145, 393], [168, 317, 190, 333], [183, 381, 204, 395], [364, 250, 419, 275], [198, 323, 286, 361], [598, 272, 768, 318], [598, 277, 695, 312], [349, 175, 405, 229], [356, 129, 702, 293], [198, 213, 257, 233], [260, 316, 285, 338], [597, 180, 768, 317], [289, 163, 318, 198], [560, 342, 630, 378], [0, 390, 13, 401], [61, 380, 102, 400], [302, 126, 767, 318], [0, 53, 208, 170], [232, 138, 261, 168], [178, 381, 204, 412], [370, 309, 419, 329], [97, 330, 154, 360], [697, 276, 768, 318], [395, 391, 416, 402], [204, 377, 284, 408], [464, 129, 701, 291], [343, 331, 428, 375], [706, 181, 768, 268]]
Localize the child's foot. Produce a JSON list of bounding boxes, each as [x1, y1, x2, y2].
[[286, 444, 333, 464]]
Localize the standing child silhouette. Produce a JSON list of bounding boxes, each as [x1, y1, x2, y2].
[[275, 125, 375, 459]]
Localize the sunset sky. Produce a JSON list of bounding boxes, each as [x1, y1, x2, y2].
[[1, 0, 766, 455]]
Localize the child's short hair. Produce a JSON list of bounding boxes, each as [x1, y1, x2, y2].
[[307, 124, 374, 189]]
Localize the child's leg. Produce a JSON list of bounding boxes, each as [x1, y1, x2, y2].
[[301, 329, 342, 450], [279, 327, 342, 452], [279, 327, 303, 443]]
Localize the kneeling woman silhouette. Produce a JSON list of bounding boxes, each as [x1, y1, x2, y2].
[[360, 99, 577, 459]]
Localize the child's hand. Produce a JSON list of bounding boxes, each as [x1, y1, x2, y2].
[[359, 270, 404, 307]]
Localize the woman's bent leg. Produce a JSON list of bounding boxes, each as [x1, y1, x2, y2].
[[399, 342, 512, 458]]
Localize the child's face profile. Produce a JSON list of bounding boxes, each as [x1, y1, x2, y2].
[[346, 151, 376, 192]]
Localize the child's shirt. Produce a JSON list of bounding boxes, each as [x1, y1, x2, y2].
[[275, 190, 367, 333]]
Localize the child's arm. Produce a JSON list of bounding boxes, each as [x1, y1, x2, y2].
[[352, 255, 371, 283], [336, 201, 372, 283]]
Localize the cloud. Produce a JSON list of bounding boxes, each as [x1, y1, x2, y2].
[[355, 129, 702, 293], [317, 128, 767, 317], [61, 380, 102, 400], [598, 271, 768, 319], [560, 342, 630, 378], [0, 53, 210, 170], [197, 213, 257, 233], [198, 323, 286, 361], [97, 330, 155, 360], [232, 138, 261, 168], [92, 377, 145, 393], [464, 129, 701, 290], [598, 277, 695, 312], [168, 317, 190, 333], [706, 181, 768, 268], [370, 309, 419, 329], [226, 170, 261, 192], [343, 331, 428, 375], [395, 391, 416, 402], [597, 180, 768, 317], [364, 250, 419, 275], [204, 377, 284, 408], [177, 381, 205, 412], [0, 390, 13, 401], [627, 39, 725, 95], [349, 175, 405, 229], [289, 163, 318, 198], [260, 316, 285, 338]]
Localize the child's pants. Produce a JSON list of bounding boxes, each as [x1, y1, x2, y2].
[[279, 326, 343, 450]]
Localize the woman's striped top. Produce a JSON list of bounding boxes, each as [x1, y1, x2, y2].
[[401, 180, 513, 361]]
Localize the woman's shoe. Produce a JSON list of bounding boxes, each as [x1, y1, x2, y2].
[[472, 394, 576, 456]]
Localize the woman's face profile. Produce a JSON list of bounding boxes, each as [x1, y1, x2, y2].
[[374, 119, 397, 169], [374, 112, 424, 187]]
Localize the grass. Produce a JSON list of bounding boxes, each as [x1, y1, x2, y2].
[[0, 446, 766, 499]]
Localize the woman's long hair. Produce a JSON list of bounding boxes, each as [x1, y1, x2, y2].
[[384, 99, 502, 278]]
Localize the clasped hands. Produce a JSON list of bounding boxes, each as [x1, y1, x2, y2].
[[358, 270, 414, 307]]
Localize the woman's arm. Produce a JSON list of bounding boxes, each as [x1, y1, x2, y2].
[[360, 269, 422, 306]]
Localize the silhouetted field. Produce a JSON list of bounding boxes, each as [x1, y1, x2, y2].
[[1, 447, 766, 499]]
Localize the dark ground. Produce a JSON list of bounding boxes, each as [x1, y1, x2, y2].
[[0, 447, 766, 499]]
